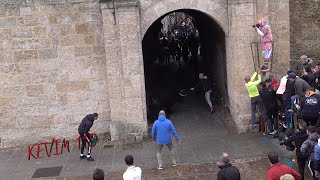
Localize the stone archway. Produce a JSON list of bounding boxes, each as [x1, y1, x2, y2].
[[100, 0, 258, 142], [142, 8, 228, 123], [139, 0, 229, 37]]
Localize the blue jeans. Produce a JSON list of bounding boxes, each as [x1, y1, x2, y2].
[[283, 95, 292, 129]]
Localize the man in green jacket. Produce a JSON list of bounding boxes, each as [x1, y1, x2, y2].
[[245, 68, 263, 129]]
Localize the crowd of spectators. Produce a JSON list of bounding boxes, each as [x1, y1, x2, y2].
[[245, 54, 320, 180]]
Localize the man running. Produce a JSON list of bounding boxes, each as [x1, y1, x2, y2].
[[190, 73, 214, 113], [78, 113, 98, 161]]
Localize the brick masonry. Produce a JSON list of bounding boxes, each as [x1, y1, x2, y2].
[[0, 0, 312, 148]]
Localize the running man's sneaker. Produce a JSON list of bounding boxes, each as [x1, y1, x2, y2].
[[86, 157, 95, 161], [157, 165, 164, 170], [210, 107, 214, 113], [80, 155, 86, 160], [172, 162, 178, 167]]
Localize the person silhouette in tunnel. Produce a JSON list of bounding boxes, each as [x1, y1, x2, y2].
[[190, 73, 214, 113]]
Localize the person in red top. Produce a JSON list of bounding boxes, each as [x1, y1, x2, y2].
[[266, 152, 301, 180], [269, 78, 280, 91]]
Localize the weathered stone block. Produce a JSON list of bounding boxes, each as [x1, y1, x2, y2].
[[20, 7, 32, 16], [24, 106, 47, 116], [0, 17, 16, 28], [84, 12, 99, 22], [135, 134, 144, 142], [41, 0, 67, 5], [74, 47, 92, 56], [84, 35, 96, 45], [68, 0, 87, 3], [56, 81, 89, 92], [3, 86, 25, 96], [93, 46, 105, 55], [39, 48, 58, 59], [75, 23, 89, 34], [11, 96, 47, 107], [13, 28, 33, 38], [12, 39, 50, 49], [17, 16, 39, 26], [26, 85, 44, 97], [125, 133, 136, 143]]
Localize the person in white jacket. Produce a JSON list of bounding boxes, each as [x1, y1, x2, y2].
[[123, 155, 142, 180]]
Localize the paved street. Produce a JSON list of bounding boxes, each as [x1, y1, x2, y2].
[[0, 94, 296, 179]]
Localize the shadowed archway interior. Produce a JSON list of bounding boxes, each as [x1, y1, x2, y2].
[[142, 9, 228, 122]]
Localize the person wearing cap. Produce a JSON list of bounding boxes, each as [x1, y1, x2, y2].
[[217, 152, 240, 180], [260, 79, 278, 135], [281, 71, 296, 131], [287, 72, 311, 98], [295, 88, 320, 126], [244, 68, 263, 129], [255, 18, 273, 72]]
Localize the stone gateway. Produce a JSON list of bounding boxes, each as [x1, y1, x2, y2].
[[0, 0, 318, 149]]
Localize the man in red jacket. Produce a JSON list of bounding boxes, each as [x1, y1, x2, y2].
[[266, 152, 301, 180]]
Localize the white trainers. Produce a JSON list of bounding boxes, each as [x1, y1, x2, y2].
[[172, 162, 178, 167], [268, 131, 277, 135], [157, 165, 164, 170]]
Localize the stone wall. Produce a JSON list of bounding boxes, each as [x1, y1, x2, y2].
[[100, 0, 148, 142], [0, 0, 111, 148], [290, 0, 320, 65], [0, 0, 297, 148]]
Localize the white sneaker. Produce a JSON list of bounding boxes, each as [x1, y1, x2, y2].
[[157, 165, 164, 170], [172, 162, 178, 167], [269, 131, 277, 135]]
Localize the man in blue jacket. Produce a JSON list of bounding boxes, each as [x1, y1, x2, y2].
[[152, 110, 180, 170]]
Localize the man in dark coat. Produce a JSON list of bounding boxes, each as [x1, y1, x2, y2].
[[78, 113, 98, 161], [282, 120, 308, 180], [260, 79, 278, 134], [190, 73, 214, 113], [217, 152, 240, 180]]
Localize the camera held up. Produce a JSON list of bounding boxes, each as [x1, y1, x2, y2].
[[252, 23, 260, 28]]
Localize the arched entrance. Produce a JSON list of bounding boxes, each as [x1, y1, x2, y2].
[[100, 0, 257, 142], [142, 9, 229, 122]]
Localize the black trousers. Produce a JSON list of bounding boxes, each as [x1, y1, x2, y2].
[[297, 156, 308, 180], [266, 106, 278, 132], [80, 133, 92, 156], [303, 116, 320, 126]]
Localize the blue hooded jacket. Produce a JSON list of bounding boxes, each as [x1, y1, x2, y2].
[[314, 142, 320, 171], [152, 115, 180, 145]]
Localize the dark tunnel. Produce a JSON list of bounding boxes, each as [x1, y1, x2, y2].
[[142, 9, 228, 123]]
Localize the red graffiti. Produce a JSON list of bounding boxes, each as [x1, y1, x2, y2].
[[28, 134, 97, 160], [76, 133, 97, 149], [28, 138, 71, 160]]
